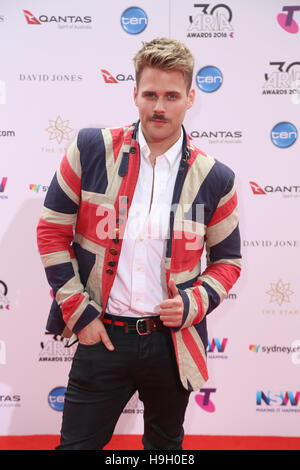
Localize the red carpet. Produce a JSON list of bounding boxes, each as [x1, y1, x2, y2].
[[0, 434, 299, 450]]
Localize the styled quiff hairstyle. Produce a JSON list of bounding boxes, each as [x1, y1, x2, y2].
[[133, 37, 194, 92]]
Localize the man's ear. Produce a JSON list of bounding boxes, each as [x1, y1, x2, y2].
[[187, 88, 195, 109], [133, 86, 138, 106]]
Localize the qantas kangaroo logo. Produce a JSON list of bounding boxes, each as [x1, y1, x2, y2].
[[23, 10, 41, 25], [100, 70, 118, 84], [249, 181, 266, 195]]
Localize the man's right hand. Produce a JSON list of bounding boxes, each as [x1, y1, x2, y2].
[[77, 317, 114, 351]]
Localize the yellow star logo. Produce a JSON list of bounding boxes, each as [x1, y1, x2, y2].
[[266, 280, 294, 306], [45, 116, 74, 144]]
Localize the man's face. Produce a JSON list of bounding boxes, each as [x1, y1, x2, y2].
[[134, 66, 195, 148]]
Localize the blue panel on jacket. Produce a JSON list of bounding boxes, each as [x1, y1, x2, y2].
[[45, 262, 75, 295], [210, 225, 241, 262], [73, 242, 96, 286], [77, 128, 108, 194], [44, 174, 78, 214]]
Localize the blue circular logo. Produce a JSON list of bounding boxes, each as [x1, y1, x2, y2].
[[271, 122, 298, 148], [196, 66, 223, 93], [48, 387, 66, 412], [121, 7, 148, 34]]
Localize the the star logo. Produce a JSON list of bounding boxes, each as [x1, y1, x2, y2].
[[266, 280, 294, 306], [45, 116, 74, 144]]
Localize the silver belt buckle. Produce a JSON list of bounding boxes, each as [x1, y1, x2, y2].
[[136, 318, 151, 336]]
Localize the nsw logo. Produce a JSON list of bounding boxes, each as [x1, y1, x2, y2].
[[196, 66, 223, 92], [48, 386, 66, 411], [271, 122, 297, 148], [121, 7, 148, 34], [0, 177, 7, 193]]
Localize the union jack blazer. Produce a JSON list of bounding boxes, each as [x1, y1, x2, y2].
[[37, 121, 242, 391]]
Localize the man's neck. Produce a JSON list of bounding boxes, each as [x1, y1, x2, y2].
[[141, 128, 182, 167]]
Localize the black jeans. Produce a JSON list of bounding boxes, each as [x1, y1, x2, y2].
[[56, 317, 190, 450]]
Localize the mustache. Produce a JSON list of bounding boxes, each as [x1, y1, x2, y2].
[[149, 113, 169, 122]]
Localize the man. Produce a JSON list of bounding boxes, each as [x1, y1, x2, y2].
[[37, 38, 241, 450]]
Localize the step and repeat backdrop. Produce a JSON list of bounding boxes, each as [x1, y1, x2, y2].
[[0, 0, 299, 438]]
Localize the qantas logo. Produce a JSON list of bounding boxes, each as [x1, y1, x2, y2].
[[23, 10, 41, 24], [249, 181, 266, 195], [250, 181, 300, 196], [101, 69, 118, 84], [22, 10, 92, 26], [100, 69, 135, 84]]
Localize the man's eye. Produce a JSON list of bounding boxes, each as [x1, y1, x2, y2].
[[168, 94, 177, 100]]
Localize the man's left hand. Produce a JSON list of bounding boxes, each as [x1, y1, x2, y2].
[[159, 279, 183, 328]]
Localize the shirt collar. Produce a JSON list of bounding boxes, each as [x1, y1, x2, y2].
[[137, 123, 183, 172]]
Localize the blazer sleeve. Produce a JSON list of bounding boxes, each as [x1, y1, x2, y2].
[[36, 132, 102, 335], [177, 165, 242, 329]]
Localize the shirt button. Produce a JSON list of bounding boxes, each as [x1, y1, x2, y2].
[[106, 269, 114, 275], [121, 196, 129, 204], [108, 261, 116, 267], [109, 248, 118, 255]]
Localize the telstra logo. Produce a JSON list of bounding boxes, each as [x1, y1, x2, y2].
[[277, 6, 300, 34]]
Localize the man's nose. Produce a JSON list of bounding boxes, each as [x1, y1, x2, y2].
[[153, 97, 166, 113]]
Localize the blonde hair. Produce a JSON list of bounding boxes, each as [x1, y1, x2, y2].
[[133, 37, 194, 92]]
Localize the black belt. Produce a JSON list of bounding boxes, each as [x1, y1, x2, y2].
[[103, 314, 165, 335]]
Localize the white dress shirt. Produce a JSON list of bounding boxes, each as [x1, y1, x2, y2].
[[106, 124, 183, 317]]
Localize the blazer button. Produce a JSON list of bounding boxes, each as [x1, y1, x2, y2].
[[106, 269, 114, 275], [121, 196, 129, 204], [109, 248, 118, 255]]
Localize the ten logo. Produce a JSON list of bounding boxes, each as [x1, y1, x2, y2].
[[48, 387, 66, 411], [277, 6, 300, 34], [271, 122, 298, 148], [196, 66, 223, 92], [120, 7, 148, 34]]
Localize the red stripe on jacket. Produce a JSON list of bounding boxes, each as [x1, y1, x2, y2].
[[60, 154, 81, 197], [202, 262, 241, 293], [208, 191, 237, 227], [192, 288, 205, 324], [37, 219, 74, 255], [61, 293, 85, 324], [76, 200, 116, 247], [181, 329, 208, 381]]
